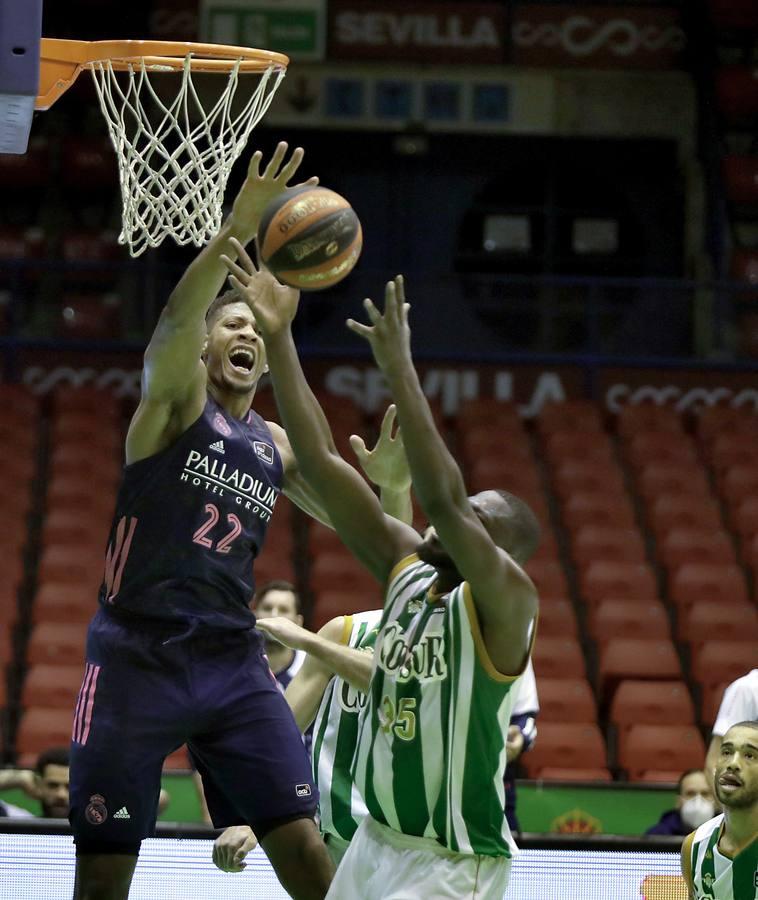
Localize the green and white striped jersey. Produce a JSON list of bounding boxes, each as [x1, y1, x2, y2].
[[689, 814, 758, 899], [352, 555, 531, 858], [312, 609, 383, 842]]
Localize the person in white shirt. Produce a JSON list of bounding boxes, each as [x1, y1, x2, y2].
[[705, 670, 758, 794]]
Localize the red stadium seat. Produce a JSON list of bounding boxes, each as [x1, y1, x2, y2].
[[163, 746, 191, 771], [710, 433, 758, 473], [623, 432, 698, 470], [60, 136, 118, 190], [0, 621, 12, 668], [26, 622, 88, 666], [538, 597, 579, 638], [649, 494, 723, 537], [31, 583, 97, 625], [40, 508, 113, 553], [531, 636, 586, 679], [535, 678, 597, 724], [636, 462, 711, 501], [609, 680, 695, 731], [678, 599, 758, 644], [520, 723, 607, 778], [61, 230, 121, 284], [37, 545, 104, 591], [720, 464, 758, 507], [597, 639, 681, 700], [562, 492, 637, 531], [458, 426, 531, 467], [16, 708, 76, 761], [21, 664, 85, 709], [658, 528, 737, 570], [569, 526, 646, 572], [552, 461, 626, 500], [51, 385, 122, 419], [542, 430, 614, 465], [669, 563, 749, 613], [537, 767, 611, 782], [536, 401, 604, 436], [55, 292, 123, 340], [709, 0, 758, 29], [701, 681, 731, 728], [309, 551, 376, 594], [589, 598, 671, 642], [310, 589, 383, 632], [724, 155, 758, 207], [455, 398, 523, 430], [617, 724, 706, 782], [731, 496, 758, 541], [691, 641, 757, 688], [579, 561, 658, 608], [524, 559, 570, 599], [716, 65, 758, 125], [468, 456, 542, 494], [615, 404, 685, 438], [694, 405, 758, 446]]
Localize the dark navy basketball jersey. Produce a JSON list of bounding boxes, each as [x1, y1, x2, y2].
[[98, 396, 283, 631]]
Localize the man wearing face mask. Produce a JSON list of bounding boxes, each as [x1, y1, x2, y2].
[[645, 769, 716, 836]]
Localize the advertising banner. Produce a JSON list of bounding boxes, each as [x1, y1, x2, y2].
[[328, 1, 507, 64], [511, 4, 686, 70]]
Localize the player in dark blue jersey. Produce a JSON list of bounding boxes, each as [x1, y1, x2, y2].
[[69, 144, 335, 900]]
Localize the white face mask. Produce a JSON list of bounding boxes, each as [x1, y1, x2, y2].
[[680, 795, 716, 829]]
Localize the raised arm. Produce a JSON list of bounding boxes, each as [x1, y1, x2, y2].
[[222, 243, 418, 582], [347, 277, 538, 675], [126, 143, 316, 464]]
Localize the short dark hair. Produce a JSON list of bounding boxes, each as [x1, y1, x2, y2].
[[725, 720, 758, 736], [206, 288, 254, 332], [677, 768, 706, 793], [495, 489, 541, 562], [35, 747, 70, 776], [254, 579, 301, 614]]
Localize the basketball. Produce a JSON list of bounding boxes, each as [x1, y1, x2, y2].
[[256, 185, 363, 291]]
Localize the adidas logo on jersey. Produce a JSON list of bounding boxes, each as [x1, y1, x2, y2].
[[209, 440, 225, 454], [113, 807, 131, 820]]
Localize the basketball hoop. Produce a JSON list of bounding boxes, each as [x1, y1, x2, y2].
[[37, 39, 289, 257]]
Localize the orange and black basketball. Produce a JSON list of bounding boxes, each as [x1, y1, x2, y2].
[[256, 185, 363, 291]]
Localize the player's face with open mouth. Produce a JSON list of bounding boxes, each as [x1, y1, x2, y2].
[[206, 302, 267, 394], [714, 726, 758, 808]]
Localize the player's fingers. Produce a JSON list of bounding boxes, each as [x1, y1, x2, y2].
[[394, 274, 406, 305], [279, 146, 306, 184], [222, 257, 253, 285], [229, 237, 259, 274], [246, 149, 263, 181], [349, 434, 367, 460], [346, 319, 373, 339], [227, 274, 248, 296], [263, 141, 288, 180], [379, 404, 397, 440], [362, 297, 383, 324]]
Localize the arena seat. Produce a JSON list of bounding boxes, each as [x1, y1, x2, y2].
[[708, 0, 758, 29], [723, 155, 758, 206], [716, 69, 758, 124], [552, 461, 626, 500], [310, 589, 383, 632], [720, 464, 758, 507], [669, 562, 749, 613], [60, 136, 118, 191], [617, 724, 706, 783], [677, 599, 758, 644], [60, 230, 121, 285], [454, 398, 522, 430], [648, 494, 723, 537], [524, 559, 570, 599], [569, 526, 646, 572], [458, 425, 531, 466], [708, 433, 758, 472], [530, 527, 559, 562], [579, 561, 659, 608], [31, 582, 96, 625], [701, 681, 731, 728], [694, 405, 758, 446], [535, 767, 612, 782], [309, 550, 376, 594], [21, 664, 84, 709], [542, 430, 615, 465], [51, 385, 123, 418], [536, 401, 604, 436], [636, 462, 711, 501], [0, 445, 36, 482], [562, 492, 637, 531], [609, 680, 695, 731], [534, 677, 597, 724], [658, 528, 737, 570], [520, 723, 607, 778], [538, 597, 579, 638], [532, 636, 586, 680], [615, 404, 685, 437], [0, 621, 12, 669], [468, 456, 542, 494], [691, 641, 758, 688], [37, 545, 104, 590], [589, 598, 671, 643], [623, 432, 698, 470], [26, 622, 88, 666], [597, 639, 681, 700], [55, 292, 123, 340], [40, 507, 113, 553], [16, 708, 75, 764]]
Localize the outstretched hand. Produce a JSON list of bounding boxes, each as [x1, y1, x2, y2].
[[229, 141, 318, 233], [347, 275, 411, 374], [221, 238, 300, 337], [256, 616, 310, 650], [351, 405, 411, 494]]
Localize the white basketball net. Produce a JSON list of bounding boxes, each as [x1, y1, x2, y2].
[[88, 55, 286, 257]]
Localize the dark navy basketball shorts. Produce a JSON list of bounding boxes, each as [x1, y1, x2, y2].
[[69, 608, 317, 848]]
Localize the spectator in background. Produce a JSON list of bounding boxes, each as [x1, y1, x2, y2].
[[645, 769, 716, 836], [253, 581, 306, 689], [0, 746, 69, 818], [704, 669, 758, 795], [505, 659, 539, 835]]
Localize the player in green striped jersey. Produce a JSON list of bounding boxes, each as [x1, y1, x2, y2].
[[223, 254, 540, 899], [682, 721, 758, 899]]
